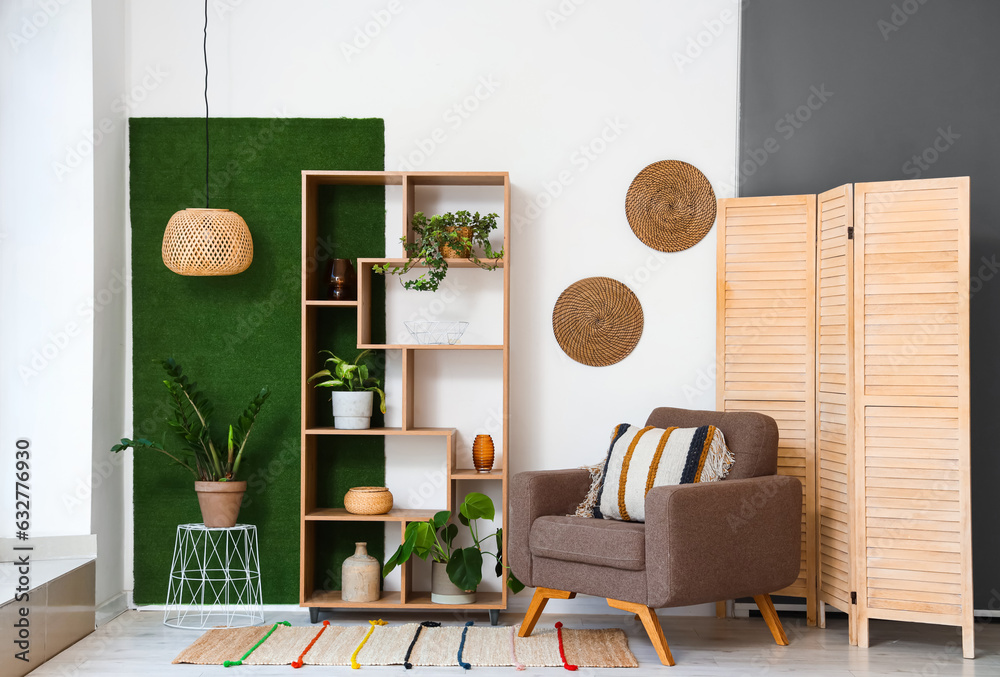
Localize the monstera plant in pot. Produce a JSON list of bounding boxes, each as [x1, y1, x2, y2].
[[308, 349, 386, 429], [382, 492, 523, 604], [111, 358, 270, 528]]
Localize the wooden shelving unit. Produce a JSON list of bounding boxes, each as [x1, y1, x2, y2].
[[300, 170, 510, 621]]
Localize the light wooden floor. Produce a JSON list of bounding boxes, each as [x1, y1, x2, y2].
[[27, 608, 1000, 676]]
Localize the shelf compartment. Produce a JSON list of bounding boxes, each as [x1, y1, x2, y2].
[[303, 590, 402, 608], [450, 469, 504, 479], [357, 344, 503, 350], [302, 589, 504, 609], [359, 257, 504, 269], [304, 508, 438, 522], [305, 299, 359, 307], [305, 426, 456, 437], [402, 591, 504, 609], [302, 171, 507, 188]]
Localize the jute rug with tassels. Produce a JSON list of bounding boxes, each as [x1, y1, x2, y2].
[[172, 620, 639, 669]]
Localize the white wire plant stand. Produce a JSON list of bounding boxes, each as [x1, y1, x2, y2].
[[163, 523, 264, 629]]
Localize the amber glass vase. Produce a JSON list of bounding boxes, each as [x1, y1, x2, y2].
[[325, 258, 357, 300], [472, 434, 495, 473]]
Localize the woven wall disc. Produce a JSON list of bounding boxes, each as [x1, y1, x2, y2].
[[625, 160, 717, 252], [162, 208, 253, 276], [552, 277, 643, 367]]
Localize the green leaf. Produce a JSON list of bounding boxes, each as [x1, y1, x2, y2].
[[441, 523, 458, 550], [460, 492, 495, 521], [446, 547, 483, 591], [432, 510, 450, 529], [507, 572, 525, 594], [307, 369, 332, 383], [382, 546, 403, 578]]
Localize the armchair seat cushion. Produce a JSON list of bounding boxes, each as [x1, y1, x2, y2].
[[529, 515, 646, 571]]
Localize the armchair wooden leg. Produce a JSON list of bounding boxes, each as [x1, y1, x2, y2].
[[753, 594, 789, 646], [608, 598, 675, 666], [518, 587, 575, 637]]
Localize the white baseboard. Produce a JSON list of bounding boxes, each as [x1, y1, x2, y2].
[[96, 591, 129, 626], [0, 534, 97, 562]]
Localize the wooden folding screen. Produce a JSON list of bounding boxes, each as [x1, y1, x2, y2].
[[718, 177, 972, 657], [716, 195, 818, 625], [851, 178, 972, 657], [815, 185, 856, 638]]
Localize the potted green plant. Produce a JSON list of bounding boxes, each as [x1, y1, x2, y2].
[[110, 358, 270, 528], [382, 492, 523, 604], [373, 211, 504, 292], [308, 349, 386, 429]]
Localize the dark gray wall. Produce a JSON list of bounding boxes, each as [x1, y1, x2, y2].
[[740, 0, 999, 608]]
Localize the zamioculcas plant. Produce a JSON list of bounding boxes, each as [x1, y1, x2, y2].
[[110, 358, 270, 527], [111, 359, 270, 481]]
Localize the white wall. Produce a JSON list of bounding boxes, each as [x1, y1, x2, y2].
[[91, 0, 130, 612], [125, 0, 739, 610], [0, 0, 96, 538]]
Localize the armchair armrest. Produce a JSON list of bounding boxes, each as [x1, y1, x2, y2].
[[509, 469, 592, 587], [644, 475, 802, 609]]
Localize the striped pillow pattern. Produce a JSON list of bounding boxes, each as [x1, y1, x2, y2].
[[593, 423, 734, 522]]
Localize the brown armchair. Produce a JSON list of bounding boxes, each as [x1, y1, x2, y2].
[[510, 407, 802, 666]]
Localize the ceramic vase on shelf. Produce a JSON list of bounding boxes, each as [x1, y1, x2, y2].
[[472, 434, 495, 473], [341, 542, 380, 603], [325, 258, 357, 300], [431, 561, 476, 604]]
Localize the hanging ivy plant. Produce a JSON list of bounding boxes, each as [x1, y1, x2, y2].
[[373, 211, 503, 292]]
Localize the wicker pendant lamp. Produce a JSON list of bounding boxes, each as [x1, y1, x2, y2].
[[162, 0, 252, 276]]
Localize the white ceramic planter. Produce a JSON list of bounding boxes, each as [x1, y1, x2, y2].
[[331, 391, 374, 429], [430, 561, 477, 604]]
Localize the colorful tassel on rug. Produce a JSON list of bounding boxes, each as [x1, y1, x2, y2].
[[351, 619, 387, 669], [292, 620, 329, 668], [554, 622, 578, 671], [457, 620, 474, 670], [509, 625, 526, 671], [403, 621, 441, 669], [222, 621, 290, 667]]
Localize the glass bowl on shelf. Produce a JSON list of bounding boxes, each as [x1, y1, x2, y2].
[[404, 321, 469, 345]]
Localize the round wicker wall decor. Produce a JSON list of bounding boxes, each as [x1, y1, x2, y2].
[[552, 277, 643, 367], [624, 160, 717, 252], [162, 208, 253, 276]]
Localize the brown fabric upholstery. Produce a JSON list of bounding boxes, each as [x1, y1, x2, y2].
[[645, 407, 778, 479], [530, 515, 645, 571], [532, 556, 648, 603], [644, 475, 802, 608], [509, 407, 798, 610], [509, 469, 591, 587]]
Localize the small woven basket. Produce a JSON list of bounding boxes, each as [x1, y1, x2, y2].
[[344, 487, 393, 515], [440, 226, 472, 258], [162, 208, 253, 276]]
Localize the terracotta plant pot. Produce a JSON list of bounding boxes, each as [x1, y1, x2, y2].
[[194, 481, 247, 528], [430, 561, 476, 605]]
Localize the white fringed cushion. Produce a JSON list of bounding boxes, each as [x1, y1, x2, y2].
[[581, 423, 734, 522]]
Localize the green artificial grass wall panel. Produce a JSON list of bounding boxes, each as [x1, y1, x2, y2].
[[129, 117, 385, 604]]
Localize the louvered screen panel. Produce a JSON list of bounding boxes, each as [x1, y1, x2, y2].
[[716, 195, 817, 622], [816, 185, 854, 624], [853, 178, 972, 652]]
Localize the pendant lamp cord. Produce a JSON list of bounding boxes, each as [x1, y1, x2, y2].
[[203, 0, 210, 208]]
